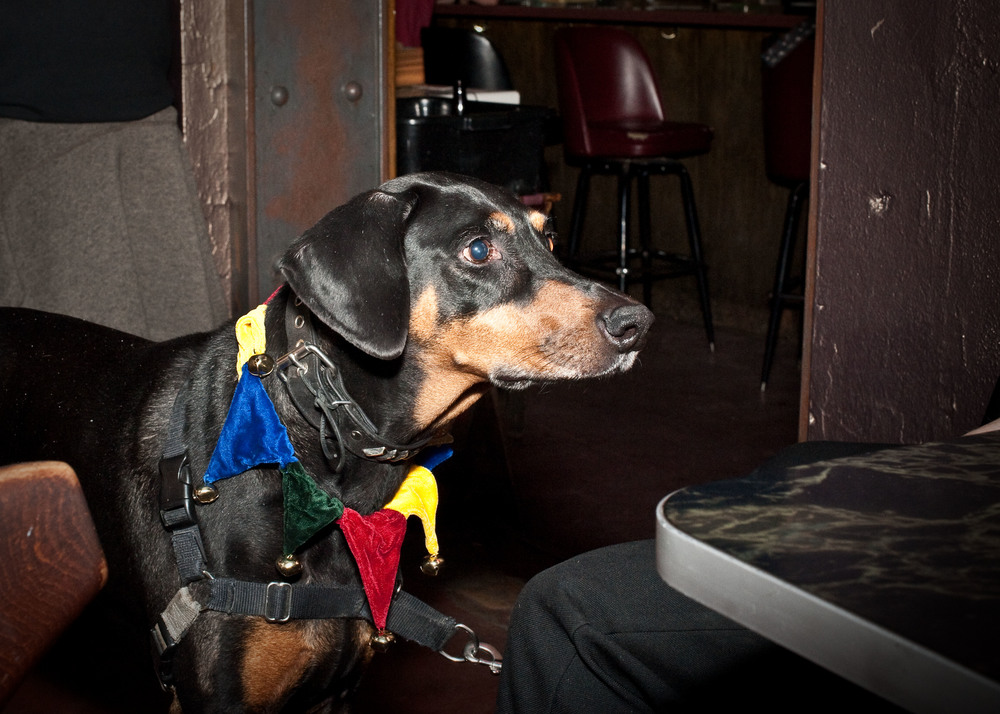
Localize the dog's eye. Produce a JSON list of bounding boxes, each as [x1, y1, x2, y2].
[[544, 232, 556, 252], [463, 238, 497, 264]]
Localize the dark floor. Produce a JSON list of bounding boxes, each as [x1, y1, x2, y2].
[[351, 316, 802, 713], [5, 316, 802, 714]]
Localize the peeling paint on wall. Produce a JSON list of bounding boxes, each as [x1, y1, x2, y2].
[[180, 0, 247, 315], [867, 192, 892, 216]]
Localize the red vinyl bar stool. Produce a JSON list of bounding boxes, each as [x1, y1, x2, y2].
[[553, 26, 715, 349], [759, 25, 814, 390]]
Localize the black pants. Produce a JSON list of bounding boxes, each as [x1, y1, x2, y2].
[[496, 443, 903, 713]]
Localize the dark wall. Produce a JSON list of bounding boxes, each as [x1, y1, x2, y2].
[[804, 0, 1000, 442]]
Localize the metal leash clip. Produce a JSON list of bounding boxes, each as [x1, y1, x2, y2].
[[439, 623, 503, 675]]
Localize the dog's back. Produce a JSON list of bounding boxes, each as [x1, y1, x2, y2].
[[1, 308, 146, 462], [0, 308, 203, 466]]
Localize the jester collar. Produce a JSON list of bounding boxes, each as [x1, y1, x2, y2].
[[198, 295, 446, 631]]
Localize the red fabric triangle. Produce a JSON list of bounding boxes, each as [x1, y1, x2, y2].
[[337, 507, 407, 630]]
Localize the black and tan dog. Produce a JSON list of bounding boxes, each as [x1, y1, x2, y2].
[[0, 172, 652, 712]]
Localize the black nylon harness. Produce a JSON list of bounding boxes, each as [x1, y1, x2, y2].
[[150, 294, 501, 691]]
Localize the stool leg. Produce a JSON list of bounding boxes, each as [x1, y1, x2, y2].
[[677, 164, 714, 349], [760, 181, 809, 390], [616, 168, 631, 293], [568, 165, 592, 259], [637, 168, 654, 308]]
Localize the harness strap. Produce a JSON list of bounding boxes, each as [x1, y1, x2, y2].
[[151, 579, 461, 687], [154, 579, 456, 641], [171, 525, 209, 583], [159, 382, 208, 583], [204, 579, 455, 647], [204, 579, 365, 622]]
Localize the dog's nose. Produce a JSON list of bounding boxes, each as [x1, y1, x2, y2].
[[601, 303, 654, 353]]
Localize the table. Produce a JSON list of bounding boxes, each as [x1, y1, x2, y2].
[[656, 433, 1000, 713]]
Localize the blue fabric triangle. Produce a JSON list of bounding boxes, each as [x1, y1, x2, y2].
[[417, 445, 453, 471], [203, 363, 297, 484]]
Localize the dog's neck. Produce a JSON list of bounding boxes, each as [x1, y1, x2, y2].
[[259, 288, 457, 511]]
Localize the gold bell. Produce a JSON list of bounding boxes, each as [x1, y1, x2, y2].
[[275, 554, 302, 578], [194, 485, 219, 504], [247, 353, 275, 377], [420, 554, 444, 576], [370, 629, 396, 652]]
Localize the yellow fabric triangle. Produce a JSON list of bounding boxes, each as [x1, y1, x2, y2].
[[385, 465, 440, 556], [235, 303, 268, 379]]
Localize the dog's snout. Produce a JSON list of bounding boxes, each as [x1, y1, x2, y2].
[[600, 303, 654, 353]]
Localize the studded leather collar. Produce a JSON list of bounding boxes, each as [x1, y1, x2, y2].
[[275, 291, 431, 472]]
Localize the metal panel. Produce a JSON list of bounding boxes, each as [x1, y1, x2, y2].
[[252, 0, 387, 302]]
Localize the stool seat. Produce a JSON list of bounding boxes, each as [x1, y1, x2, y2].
[[554, 26, 714, 348], [587, 120, 714, 159]]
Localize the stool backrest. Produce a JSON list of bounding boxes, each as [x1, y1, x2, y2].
[[761, 35, 814, 185], [554, 27, 666, 157], [421, 26, 514, 91]]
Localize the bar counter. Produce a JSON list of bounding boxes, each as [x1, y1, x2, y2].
[[434, 1, 805, 30]]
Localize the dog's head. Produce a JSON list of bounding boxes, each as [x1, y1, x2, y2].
[[279, 172, 653, 424]]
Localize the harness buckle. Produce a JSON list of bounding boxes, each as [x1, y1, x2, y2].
[[264, 581, 293, 623], [150, 618, 178, 691], [150, 618, 174, 657], [159, 452, 197, 530]]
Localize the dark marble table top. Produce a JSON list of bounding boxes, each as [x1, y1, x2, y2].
[[657, 432, 1000, 712]]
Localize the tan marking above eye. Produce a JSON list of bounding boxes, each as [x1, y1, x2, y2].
[[488, 211, 515, 233], [529, 211, 547, 232]]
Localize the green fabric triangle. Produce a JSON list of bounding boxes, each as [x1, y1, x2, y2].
[[281, 461, 345, 555]]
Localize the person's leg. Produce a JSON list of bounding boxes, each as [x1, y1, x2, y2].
[[496, 539, 900, 713], [497, 443, 909, 713], [496, 540, 768, 713]]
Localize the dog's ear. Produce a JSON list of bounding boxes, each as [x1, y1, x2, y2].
[[278, 189, 417, 360]]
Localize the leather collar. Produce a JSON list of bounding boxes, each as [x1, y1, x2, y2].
[[276, 291, 430, 472]]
